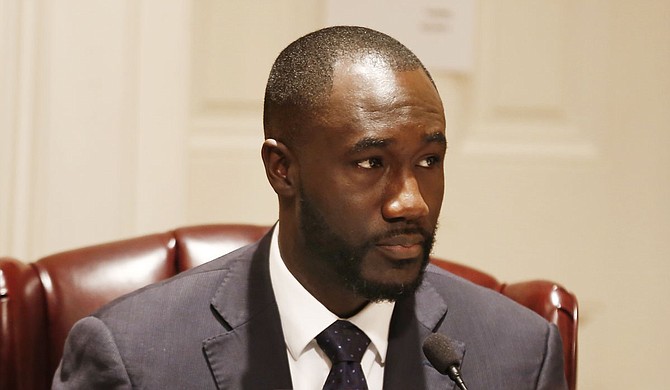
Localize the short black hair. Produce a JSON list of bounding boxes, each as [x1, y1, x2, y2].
[[263, 26, 433, 144]]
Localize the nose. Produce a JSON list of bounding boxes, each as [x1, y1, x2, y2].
[[382, 172, 430, 222]]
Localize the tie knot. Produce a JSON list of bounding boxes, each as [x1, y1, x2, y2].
[[316, 320, 370, 364]]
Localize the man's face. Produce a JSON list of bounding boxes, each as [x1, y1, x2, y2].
[[292, 58, 446, 302]]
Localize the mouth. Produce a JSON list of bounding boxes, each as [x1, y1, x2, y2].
[[375, 234, 425, 260]]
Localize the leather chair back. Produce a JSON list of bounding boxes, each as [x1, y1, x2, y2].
[[0, 224, 577, 389]]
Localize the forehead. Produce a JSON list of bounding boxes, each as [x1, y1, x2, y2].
[[305, 58, 445, 149]]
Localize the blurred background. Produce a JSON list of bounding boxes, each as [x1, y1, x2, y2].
[[1, 1, 668, 388]]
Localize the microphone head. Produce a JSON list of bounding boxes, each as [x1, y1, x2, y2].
[[422, 333, 461, 375]]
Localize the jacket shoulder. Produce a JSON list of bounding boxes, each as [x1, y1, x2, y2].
[[421, 265, 566, 389], [423, 263, 549, 328], [95, 241, 258, 319]]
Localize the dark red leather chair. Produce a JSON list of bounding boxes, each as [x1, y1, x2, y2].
[[0, 224, 578, 389]]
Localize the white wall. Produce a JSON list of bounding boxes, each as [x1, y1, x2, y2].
[[1, 1, 668, 388]]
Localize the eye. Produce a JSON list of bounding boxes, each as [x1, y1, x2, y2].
[[417, 155, 441, 168], [356, 157, 383, 169]]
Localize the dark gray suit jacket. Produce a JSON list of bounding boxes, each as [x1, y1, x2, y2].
[[53, 231, 567, 389]]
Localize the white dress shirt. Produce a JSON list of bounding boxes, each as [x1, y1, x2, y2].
[[269, 225, 395, 390]]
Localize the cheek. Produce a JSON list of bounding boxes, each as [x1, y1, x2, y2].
[[428, 183, 445, 213], [420, 173, 445, 212], [311, 179, 383, 236], [329, 190, 382, 231]]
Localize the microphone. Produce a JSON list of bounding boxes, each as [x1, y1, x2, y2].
[[422, 333, 468, 390]]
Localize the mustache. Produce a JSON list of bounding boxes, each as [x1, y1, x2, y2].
[[369, 226, 435, 246]]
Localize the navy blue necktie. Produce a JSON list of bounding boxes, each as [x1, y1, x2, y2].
[[316, 320, 371, 390]]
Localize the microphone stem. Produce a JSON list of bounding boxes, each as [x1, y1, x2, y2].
[[447, 366, 468, 390], [454, 376, 468, 390]]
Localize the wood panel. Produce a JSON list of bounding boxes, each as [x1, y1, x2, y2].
[[191, 0, 320, 122], [462, 0, 596, 159]]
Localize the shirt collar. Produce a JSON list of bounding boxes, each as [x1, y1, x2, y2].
[[269, 224, 395, 363]]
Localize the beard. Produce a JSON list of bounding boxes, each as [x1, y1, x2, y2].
[[297, 186, 436, 302]]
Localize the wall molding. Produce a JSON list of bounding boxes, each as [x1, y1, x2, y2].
[[0, 0, 39, 259]]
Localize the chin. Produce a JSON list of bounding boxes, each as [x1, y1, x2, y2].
[[351, 267, 426, 302]]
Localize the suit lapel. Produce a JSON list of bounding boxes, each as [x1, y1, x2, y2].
[[383, 269, 466, 390], [203, 230, 293, 389]]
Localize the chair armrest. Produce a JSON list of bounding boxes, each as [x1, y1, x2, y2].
[[0, 257, 51, 390]]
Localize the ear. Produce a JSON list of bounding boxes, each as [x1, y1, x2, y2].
[[261, 138, 297, 197]]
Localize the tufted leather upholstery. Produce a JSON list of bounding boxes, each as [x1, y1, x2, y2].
[[0, 224, 577, 389]]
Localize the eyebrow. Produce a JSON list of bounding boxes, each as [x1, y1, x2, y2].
[[425, 131, 447, 147], [349, 131, 446, 154], [349, 137, 393, 154]]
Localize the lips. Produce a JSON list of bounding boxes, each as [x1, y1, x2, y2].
[[375, 234, 425, 260]]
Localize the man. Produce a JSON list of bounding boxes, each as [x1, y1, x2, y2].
[[53, 26, 567, 389]]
